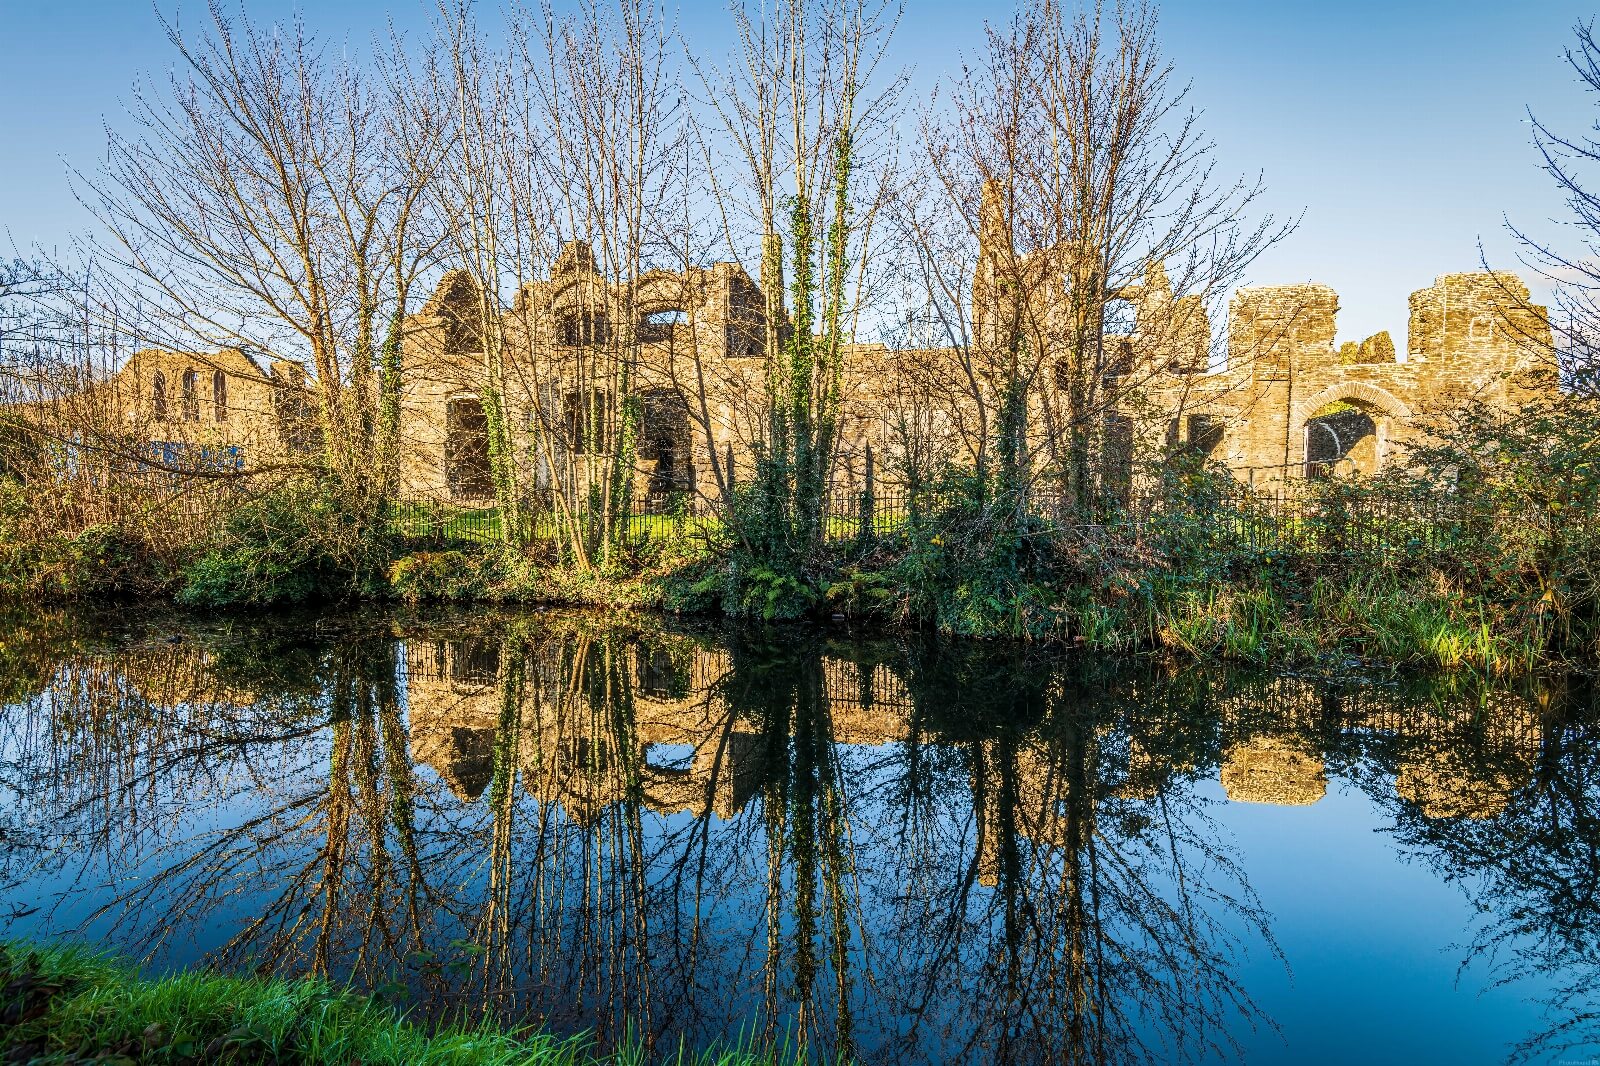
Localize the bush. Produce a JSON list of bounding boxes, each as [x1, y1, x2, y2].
[[178, 479, 391, 608], [387, 550, 489, 604], [0, 480, 169, 601]]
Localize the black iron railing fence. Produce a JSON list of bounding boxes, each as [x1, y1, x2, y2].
[[389, 482, 1595, 560]]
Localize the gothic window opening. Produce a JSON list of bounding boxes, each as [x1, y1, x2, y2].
[[438, 274, 483, 354], [445, 397, 494, 500], [213, 370, 228, 421], [558, 309, 611, 347], [1102, 412, 1134, 502], [643, 742, 695, 775], [151, 371, 168, 422], [1103, 338, 1135, 380], [181, 369, 200, 421], [726, 320, 764, 358]]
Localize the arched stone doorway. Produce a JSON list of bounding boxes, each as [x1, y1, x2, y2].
[[1292, 383, 1412, 479]]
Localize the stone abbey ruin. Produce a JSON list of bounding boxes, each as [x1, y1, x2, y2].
[[101, 218, 1559, 505]]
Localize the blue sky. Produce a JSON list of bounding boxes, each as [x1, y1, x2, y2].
[[0, 0, 1590, 343]]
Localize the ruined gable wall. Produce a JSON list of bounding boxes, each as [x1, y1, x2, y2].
[[1128, 269, 1558, 482]]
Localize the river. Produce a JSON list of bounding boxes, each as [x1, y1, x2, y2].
[[0, 606, 1595, 1065]]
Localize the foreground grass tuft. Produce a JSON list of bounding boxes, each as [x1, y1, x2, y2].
[[0, 942, 811, 1066]]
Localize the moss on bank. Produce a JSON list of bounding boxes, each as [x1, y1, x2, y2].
[[0, 942, 806, 1066]]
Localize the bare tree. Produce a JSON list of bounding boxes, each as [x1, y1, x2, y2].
[[424, 0, 684, 568], [692, 0, 905, 571], [898, 0, 1287, 510], [1507, 18, 1600, 398], [76, 1, 449, 500]]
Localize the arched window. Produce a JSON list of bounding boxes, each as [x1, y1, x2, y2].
[[151, 371, 168, 421], [213, 370, 228, 421], [181, 369, 200, 421]]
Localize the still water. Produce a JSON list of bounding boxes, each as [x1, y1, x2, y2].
[[0, 607, 1596, 1065]]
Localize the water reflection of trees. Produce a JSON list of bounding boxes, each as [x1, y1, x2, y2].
[[1, 610, 1596, 1063], [1349, 678, 1600, 1065]]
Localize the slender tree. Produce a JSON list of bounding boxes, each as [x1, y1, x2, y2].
[[694, 0, 905, 581]]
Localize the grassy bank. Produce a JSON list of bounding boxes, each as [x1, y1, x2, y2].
[[0, 475, 1594, 677], [0, 942, 806, 1066], [3, 400, 1597, 677]]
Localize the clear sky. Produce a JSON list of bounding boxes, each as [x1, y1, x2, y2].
[[0, 0, 1590, 345]]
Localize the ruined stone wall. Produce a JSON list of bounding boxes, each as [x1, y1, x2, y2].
[[95, 346, 308, 468], [392, 225, 1562, 507]]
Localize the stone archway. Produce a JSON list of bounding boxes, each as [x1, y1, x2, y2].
[[1292, 382, 1413, 478]]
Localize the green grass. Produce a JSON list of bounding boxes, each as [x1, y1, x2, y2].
[[0, 941, 815, 1066]]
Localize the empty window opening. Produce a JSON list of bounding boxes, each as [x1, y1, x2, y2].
[[1102, 297, 1137, 338], [181, 369, 200, 421], [445, 397, 494, 500], [1104, 338, 1135, 380], [151, 371, 168, 421], [1303, 402, 1377, 479], [213, 370, 228, 421], [1187, 414, 1224, 459], [643, 742, 695, 776], [1102, 412, 1134, 502], [639, 308, 687, 343]]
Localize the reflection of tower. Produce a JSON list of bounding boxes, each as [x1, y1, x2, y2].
[[1216, 677, 1327, 806], [972, 178, 1014, 353], [1220, 737, 1326, 806]]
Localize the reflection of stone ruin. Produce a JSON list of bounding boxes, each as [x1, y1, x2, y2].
[[404, 638, 923, 821], [403, 640, 1548, 832], [405, 639, 766, 819]]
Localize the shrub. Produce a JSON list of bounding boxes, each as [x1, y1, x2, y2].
[[387, 550, 489, 604], [178, 479, 391, 607]]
